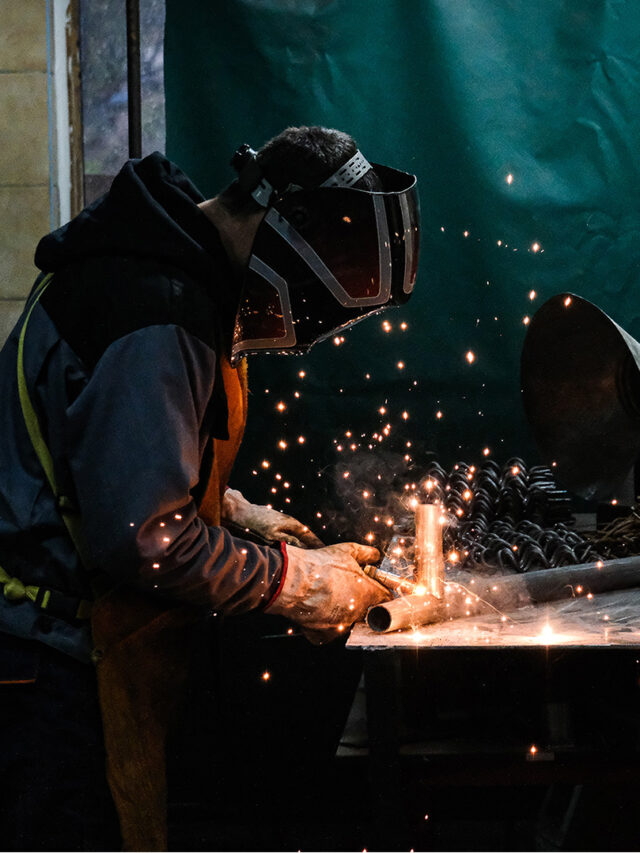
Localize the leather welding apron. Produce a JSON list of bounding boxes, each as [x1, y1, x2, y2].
[[91, 355, 248, 852]]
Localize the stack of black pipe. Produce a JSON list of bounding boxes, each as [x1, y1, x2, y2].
[[421, 458, 602, 573]]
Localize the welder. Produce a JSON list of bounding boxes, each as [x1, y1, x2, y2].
[[0, 126, 420, 850]]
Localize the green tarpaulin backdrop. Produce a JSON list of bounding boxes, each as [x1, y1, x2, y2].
[[165, 0, 640, 535]]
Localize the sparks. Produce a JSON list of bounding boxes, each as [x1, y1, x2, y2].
[[564, 296, 572, 307], [506, 173, 514, 184], [297, 436, 306, 444], [262, 671, 271, 681], [531, 242, 541, 253], [402, 411, 409, 420], [465, 350, 475, 364], [298, 370, 306, 378], [396, 361, 405, 370], [436, 410, 443, 419], [539, 623, 554, 641], [523, 316, 530, 325], [529, 289, 537, 300], [482, 447, 491, 456], [382, 320, 392, 333], [261, 459, 270, 469], [276, 401, 286, 412]]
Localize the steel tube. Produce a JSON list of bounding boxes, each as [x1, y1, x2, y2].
[[480, 555, 640, 609], [366, 594, 442, 633], [366, 555, 640, 633], [414, 503, 445, 597]]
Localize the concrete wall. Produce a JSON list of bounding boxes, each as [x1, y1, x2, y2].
[[0, 0, 61, 344]]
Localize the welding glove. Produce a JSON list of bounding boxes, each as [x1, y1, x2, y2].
[[265, 542, 391, 643], [222, 488, 324, 548]]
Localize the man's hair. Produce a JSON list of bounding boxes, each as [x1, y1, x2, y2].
[[219, 125, 382, 216]]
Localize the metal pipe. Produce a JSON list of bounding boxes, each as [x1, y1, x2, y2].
[[366, 555, 640, 633], [126, 0, 142, 158], [414, 503, 445, 597], [366, 594, 441, 633], [481, 555, 640, 609]]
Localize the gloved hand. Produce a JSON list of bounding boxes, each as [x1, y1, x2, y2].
[[222, 488, 324, 548], [265, 542, 391, 643]]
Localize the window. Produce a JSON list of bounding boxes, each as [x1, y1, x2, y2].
[[79, 0, 165, 204]]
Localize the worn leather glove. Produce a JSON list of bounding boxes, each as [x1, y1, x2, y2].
[[222, 488, 324, 548], [265, 542, 391, 643]]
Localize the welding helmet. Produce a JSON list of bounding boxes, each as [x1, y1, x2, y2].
[[229, 144, 420, 362]]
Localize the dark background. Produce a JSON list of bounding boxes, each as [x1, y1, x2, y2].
[[164, 0, 640, 543]]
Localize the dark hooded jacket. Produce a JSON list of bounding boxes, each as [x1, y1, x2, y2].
[[0, 153, 283, 663]]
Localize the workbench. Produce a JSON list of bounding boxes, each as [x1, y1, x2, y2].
[[346, 588, 640, 849]]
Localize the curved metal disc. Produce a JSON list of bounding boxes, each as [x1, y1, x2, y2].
[[521, 293, 640, 500]]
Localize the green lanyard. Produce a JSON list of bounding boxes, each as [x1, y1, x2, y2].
[[0, 273, 92, 622]]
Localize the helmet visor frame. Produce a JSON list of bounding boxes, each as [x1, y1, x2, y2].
[[231, 164, 419, 361]]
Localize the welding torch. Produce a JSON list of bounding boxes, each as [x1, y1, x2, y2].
[[363, 564, 416, 595]]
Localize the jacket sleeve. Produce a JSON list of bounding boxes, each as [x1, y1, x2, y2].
[[64, 323, 283, 613]]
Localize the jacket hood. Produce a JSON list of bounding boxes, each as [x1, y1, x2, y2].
[[35, 153, 231, 286]]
